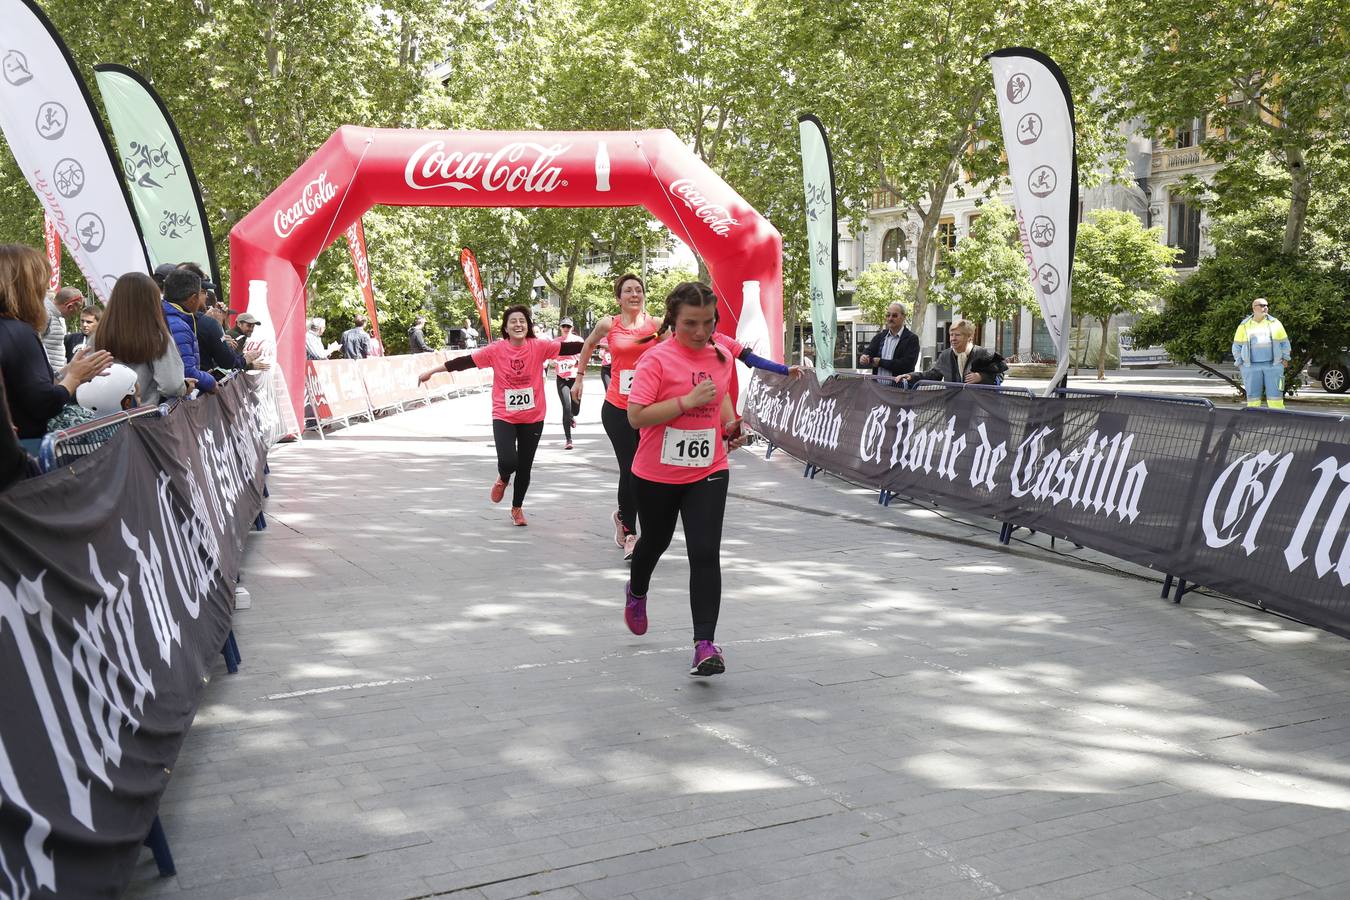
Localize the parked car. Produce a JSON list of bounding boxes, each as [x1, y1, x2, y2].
[[1315, 352, 1350, 393]]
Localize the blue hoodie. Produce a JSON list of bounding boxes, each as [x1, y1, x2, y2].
[[162, 300, 217, 392]]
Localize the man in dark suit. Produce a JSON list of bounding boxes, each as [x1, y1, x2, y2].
[[859, 302, 919, 380], [64, 305, 100, 362], [899, 319, 1007, 386]]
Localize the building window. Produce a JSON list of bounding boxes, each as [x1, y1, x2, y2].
[[1168, 196, 1201, 267], [937, 219, 957, 272], [870, 188, 902, 210], [880, 228, 907, 266], [1175, 117, 1206, 149]]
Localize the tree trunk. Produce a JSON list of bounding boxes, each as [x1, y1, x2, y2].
[[907, 164, 962, 362], [1283, 146, 1310, 255], [1097, 316, 1110, 380], [1072, 315, 1082, 375], [541, 240, 583, 319]]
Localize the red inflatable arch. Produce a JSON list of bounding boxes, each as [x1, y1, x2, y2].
[[229, 127, 784, 426]]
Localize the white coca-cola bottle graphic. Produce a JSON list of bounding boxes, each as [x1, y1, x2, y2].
[[595, 141, 611, 192]]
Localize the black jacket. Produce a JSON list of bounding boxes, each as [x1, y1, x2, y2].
[[196, 313, 245, 372], [863, 327, 919, 377], [408, 325, 431, 354], [914, 345, 1007, 384], [64, 331, 91, 362], [0, 317, 71, 439]]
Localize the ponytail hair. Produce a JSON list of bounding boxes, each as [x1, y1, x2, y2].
[[638, 281, 724, 362]]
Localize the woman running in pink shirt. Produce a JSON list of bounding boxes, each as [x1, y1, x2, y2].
[[418, 304, 583, 526], [572, 273, 799, 560], [623, 282, 752, 677]]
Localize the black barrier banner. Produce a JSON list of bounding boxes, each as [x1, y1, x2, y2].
[[0, 376, 267, 899], [745, 373, 1350, 638]]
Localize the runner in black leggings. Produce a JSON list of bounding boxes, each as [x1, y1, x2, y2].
[[551, 318, 581, 449], [573, 275, 800, 560], [624, 282, 753, 677], [418, 304, 583, 526]]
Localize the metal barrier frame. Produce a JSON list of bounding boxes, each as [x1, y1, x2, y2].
[[37, 405, 163, 473]]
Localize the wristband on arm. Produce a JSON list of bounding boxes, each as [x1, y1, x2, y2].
[[738, 348, 790, 376]]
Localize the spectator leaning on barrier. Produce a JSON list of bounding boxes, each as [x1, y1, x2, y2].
[[161, 268, 216, 393], [408, 315, 431, 354], [341, 314, 372, 359], [64, 303, 101, 362], [227, 312, 270, 370], [859, 302, 919, 380], [1232, 297, 1290, 411], [898, 319, 1007, 387], [176, 262, 240, 373], [96, 272, 190, 406], [195, 296, 245, 372], [0, 244, 113, 449], [42, 286, 85, 373]]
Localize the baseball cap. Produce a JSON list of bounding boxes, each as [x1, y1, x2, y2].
[[236, 312, 262, 325], [560, 317, 574, 327], [152, 263, 178, 285]]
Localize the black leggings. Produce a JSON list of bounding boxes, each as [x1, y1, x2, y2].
[[555, 378, 578, 441], [491, 419, 545, 507], [601, 400, 641, 534], [630, 472, 729, 642]]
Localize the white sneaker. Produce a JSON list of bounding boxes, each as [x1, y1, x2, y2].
[[623, 533, 638, 560], [613, 510, 625, 548]]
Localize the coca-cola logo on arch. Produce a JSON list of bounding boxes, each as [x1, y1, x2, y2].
[[669, 179, 741, 236], [273, 171, 337, 239], [405, 141, 569, 193]]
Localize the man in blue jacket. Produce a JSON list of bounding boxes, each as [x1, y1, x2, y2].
[[162, 268, 216, 393]]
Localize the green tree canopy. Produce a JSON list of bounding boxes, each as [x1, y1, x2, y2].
[[1110, 0, 1350, 255], [1071, 209, 1178, 379], [1129, 201, 1350, 385], [854, 263, 916, 327], [934, 198, 1033, 328]]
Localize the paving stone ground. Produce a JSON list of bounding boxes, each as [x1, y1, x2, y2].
[[127, 387, 1350, 900]]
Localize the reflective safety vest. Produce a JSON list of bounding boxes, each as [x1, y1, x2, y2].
[[1232, 315, 1290, 366]]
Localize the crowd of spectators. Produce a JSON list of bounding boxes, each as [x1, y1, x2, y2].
[[0, 242, 275, 488]]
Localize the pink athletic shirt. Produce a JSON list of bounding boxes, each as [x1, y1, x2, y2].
[[473, 338, 564, 423], [712, 332, 744, 359], [629, 338, 736, 485]]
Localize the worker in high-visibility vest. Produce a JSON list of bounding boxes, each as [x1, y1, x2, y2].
[[1231, 297, 1291, 410]]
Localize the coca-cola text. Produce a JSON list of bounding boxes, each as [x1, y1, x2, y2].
[[406, 141, 569, 193], [669, 179, 740, 236], [274, 172, 337, 239]]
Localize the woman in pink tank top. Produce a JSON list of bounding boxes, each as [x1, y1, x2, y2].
[[570, 274, 662, 558]]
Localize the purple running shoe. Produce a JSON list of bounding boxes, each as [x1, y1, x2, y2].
[[624, 581, 648, 635], [689, 640, 725, 676]]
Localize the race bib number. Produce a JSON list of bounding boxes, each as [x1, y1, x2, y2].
[[504, 387, 535, 412], [619, 369, 636, 395], [557, 357, 577, 379], [660, 427, 717, 468]]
